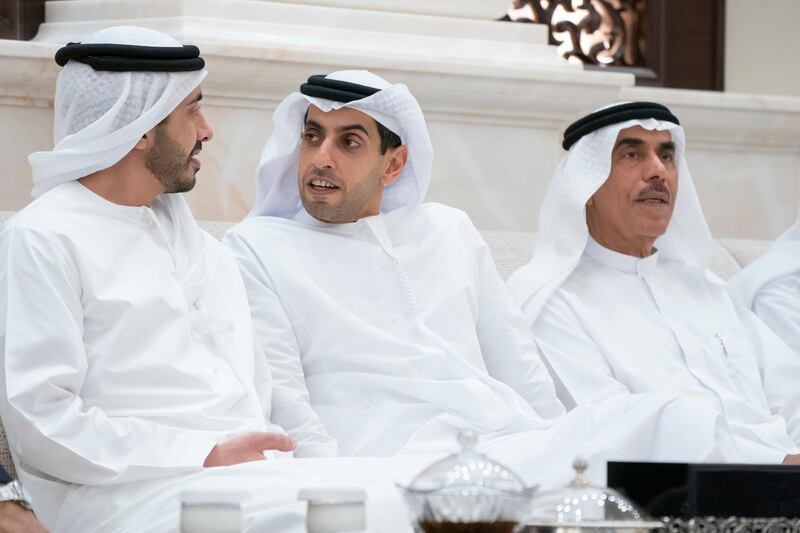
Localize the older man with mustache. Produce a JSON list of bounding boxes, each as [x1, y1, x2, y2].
[[508, 102, 800, 465]]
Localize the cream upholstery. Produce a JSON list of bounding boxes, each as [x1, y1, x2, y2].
[[0, 210, 773, 480]]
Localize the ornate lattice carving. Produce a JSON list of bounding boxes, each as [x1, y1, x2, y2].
[[505, 0, 647, 68]]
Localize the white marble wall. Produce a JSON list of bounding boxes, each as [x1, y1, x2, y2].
[[1, 0, 799, 239], [0, 40, 59, 214], [726, 0, 800, 97]]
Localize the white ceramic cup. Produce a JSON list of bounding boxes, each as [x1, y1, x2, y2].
[[297, 486, 367, 533], [180, 490, 247, 533]]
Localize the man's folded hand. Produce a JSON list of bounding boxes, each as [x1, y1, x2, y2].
[[783, 453, 800, 465], [0, 502, 47, 533], [204, 432, 296, 467]]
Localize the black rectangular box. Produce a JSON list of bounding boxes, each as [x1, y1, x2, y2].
[[607, 462, 800, 519]]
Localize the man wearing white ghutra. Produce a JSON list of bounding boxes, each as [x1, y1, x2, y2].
[[0, 25, 297, 531], [509, 102, 800, 465]]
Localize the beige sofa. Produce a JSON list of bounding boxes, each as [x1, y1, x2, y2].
[[0, 210, 772, 480]]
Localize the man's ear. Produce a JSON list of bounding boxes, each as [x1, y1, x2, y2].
[[381, 145, 409, 187], [586, 195, 595, 207], [134, 127, 156, 151]]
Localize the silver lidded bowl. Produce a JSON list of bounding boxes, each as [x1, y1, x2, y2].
[[526, 458, 664, 533], [398, 430, 537, 533]]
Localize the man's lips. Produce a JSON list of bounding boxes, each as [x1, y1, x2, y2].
[[189, 148, 202, 169], [307, 178, 340, 194], [635, 192, 670, 205]]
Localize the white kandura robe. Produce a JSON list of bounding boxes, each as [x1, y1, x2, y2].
[[0, 181, 287, 530], [751, 272, 800, 355], [531, 238, 800, 463], [224, 203, 742, 475], [730, 218, 800, 356], [224, 203, 564, 457]]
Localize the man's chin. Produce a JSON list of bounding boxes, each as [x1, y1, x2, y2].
[[163, 176, 196, 194], [301, 199, 349, 223], [640, 223, 670, 241], [305, 206, 335, 223]]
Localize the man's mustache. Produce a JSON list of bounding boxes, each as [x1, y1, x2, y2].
[[636, 180, 671, 202]]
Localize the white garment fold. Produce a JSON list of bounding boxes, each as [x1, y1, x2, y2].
[[748, 274, 800, 356]]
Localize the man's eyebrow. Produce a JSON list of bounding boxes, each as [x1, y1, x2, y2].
[[660, 141, 676, 151], [302, 120, 370, 137], [614, 137, 644, 150], [188, 92, 203, 105], [336, 124, 370, 137]]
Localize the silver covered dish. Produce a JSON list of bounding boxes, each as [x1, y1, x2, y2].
[[526, 458, 664, 533], [398, 431, 537, 533]]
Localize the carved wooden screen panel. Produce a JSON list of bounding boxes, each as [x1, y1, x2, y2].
[[506, 0, 646, 67], [502, 0, 725, 91]]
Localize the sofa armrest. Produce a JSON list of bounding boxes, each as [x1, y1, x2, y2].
[[0, 419, 16, 480]]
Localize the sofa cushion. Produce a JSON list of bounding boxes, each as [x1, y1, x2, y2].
[[710, 240, 745, 282], [720, 238, 772, 271], [482, 230, 535, 280], [200, 219, 234, 241], [0, 425, 11, 481]]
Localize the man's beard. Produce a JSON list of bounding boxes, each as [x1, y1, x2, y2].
[[144, 127, 200, 194]]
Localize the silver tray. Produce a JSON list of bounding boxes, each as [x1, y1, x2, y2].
[[525, 519, 666, 532], [660, 517, 800, 533]]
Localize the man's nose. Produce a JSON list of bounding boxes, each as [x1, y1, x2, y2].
[[197, 110, 214, 142], [644, 152, 667, 180], [311, 138, 335, 168]]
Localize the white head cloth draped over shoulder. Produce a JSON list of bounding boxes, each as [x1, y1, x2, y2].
[[507, 101, 712, 322], [248, 70, 433, 219], [731, 216, 800, 308], [27, 26, 218, 325], [28, 25, 207, 198]]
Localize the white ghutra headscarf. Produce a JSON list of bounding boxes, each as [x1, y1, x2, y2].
[[29, 26, 207, 198], [507, 104, 712, 322], [28, 26, 221, 331], [248, 70, 433, 219]]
